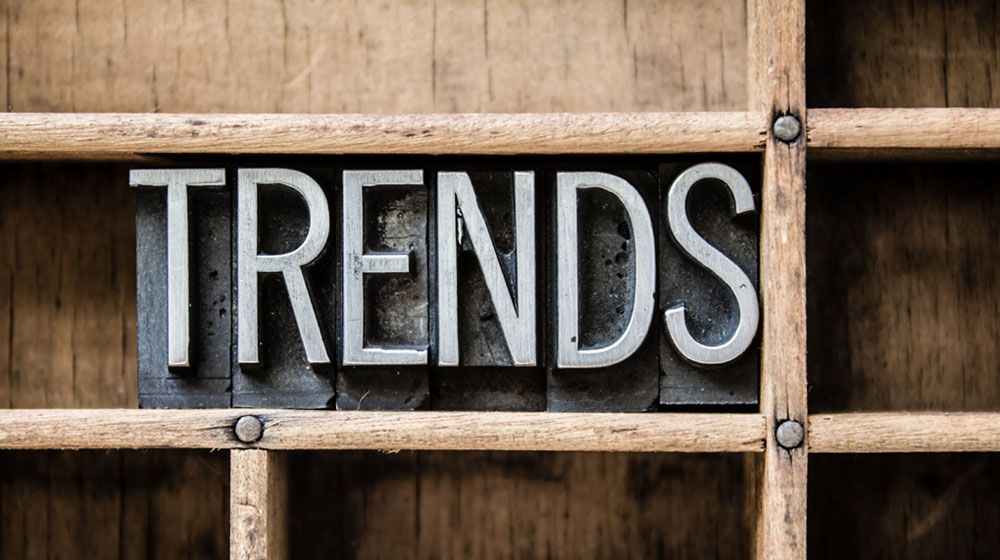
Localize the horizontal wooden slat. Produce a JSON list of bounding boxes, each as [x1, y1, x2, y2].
[[809, 413, 1000, 453], [0, 410, 765, 453], [0, 112, 766, 159], [7, 109, 1000, 160], [6, 410, 1000, 453], [809, 108, 1000, 155]]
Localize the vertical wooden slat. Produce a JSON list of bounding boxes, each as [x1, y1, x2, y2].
[[749, 0, 808, 558], [231, 450, 288, 560]]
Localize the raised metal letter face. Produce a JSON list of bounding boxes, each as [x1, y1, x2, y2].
[[130, 168, 226, 368], [342, 170, 428, 366], [556, 172, 656, 368], [437, 171, 537, 367], [664, 163, 759, 365], [237, 169, 331, 366]]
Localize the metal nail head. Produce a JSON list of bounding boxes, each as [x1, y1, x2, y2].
[[234, 415, 264, 443], [775, 420, 804, 449], [772, 115, 801, 143]]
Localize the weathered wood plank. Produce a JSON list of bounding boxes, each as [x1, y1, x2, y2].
[[749, 0, 808, 557], [0, 164, 136, 409], [7, 410, 1000, 453], [807, 162, 1000, 412], [286, 450, 757, 559], [808, 0, 1000, 108], [809, 108, 1000, 152], [809, 454, 1000, 559], [4, 0, 747, 114], [12, 109, 1000, 159], [231, 450, 287, 560], [0, 450, 229, 560], [810, 413, 1000, 453], [0, 409, 766, 452], [0, 112, 767, 159]]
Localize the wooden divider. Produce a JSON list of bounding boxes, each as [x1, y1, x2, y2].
[[808, 108, 1000, 151], [7, 108, 1000, 160], [4, 0, 997, 557], [0, 410, 766, 452], [0, 112, 766, 158], [5, 409, 999, 455], [809, 413, 1000, 453], [749, 0, 808, 557], [231, 450, 288, 560]]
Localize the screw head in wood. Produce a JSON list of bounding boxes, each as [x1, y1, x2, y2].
[[772, 115, 801, 143], [234, 415, 264, 444], [775, 420, 804, 449]]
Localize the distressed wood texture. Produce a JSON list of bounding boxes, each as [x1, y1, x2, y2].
[[801, 3, 1000, 559], [0, 164, 137, 409], [807, 163, 1000, 412], [0, 2, 755, 556], [0, 450, 229, 560], [231, 450, 287, 560], [0, 112, 767, 159], [749, 0, 807, 558], [0, 409, 766, 452], [285, 450, 758, 559], [809, 454, 1000, 559], [810, 414, 1000, 453], [12, 109, 1000, 159], [0, 0, 746, 114], [808, 0, 1000, 108], [15, 108, 1000, 161], [809, 108, 1000, 152]]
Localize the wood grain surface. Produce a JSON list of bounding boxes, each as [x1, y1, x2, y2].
[[231, 450, 287, 560], [0, 0, 747, 114], [810, 108, 1000, 151], [0, 112, 767, 158], [0, 2, 753, 556], [285, 450, 757, 559], [807, 162, 1000, 412], [0, 450, 229, 559], [0, 164, 136, 409], [810, 413, 1000, 453], [809, 454, 1000, 559], [0, 409, 766, 452], [808, 0, 1000, 108], [749, 0, 808, 558], [3, 0, 999, 558], [12, 108, 1000, 159], [801, 3, 1000, 557]]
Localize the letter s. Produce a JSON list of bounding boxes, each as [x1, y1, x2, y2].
[[664, 163, 759, 366]]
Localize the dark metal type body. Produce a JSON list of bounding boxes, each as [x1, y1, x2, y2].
[[232, 170, 338, 408], [136, 184, 233, 407]]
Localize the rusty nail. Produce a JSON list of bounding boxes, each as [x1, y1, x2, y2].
[[772, 115, 801, 143], [234, 415, 264, 444], [775, 420, 804, 449]]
